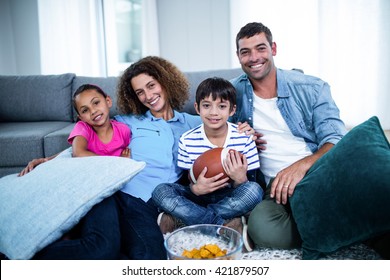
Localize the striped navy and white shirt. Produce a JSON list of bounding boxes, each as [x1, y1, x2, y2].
[[178, 122, 260, 171]]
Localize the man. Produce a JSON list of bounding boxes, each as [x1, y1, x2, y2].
[[230, 22, 347, 249]]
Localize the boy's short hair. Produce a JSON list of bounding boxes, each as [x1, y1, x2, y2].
[[195, 77, 236, 111]]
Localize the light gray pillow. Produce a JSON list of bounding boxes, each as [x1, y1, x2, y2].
[[0, 152, 145, 259]]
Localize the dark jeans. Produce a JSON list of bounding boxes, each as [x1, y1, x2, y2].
[[33, 196, 121, 260], [115, 191, 166, 260]]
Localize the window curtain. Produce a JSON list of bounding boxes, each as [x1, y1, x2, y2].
[[38, 0, 105, 76], [230, 0, 390, 129], [142, 0, 160, 57]]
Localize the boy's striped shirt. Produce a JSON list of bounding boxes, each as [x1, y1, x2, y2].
[[178, 122, 260, 171]]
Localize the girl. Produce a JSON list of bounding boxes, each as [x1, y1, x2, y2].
[[69, 84, 131, 157]]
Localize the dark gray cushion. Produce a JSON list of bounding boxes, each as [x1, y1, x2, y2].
[[0, 74, 75, 122], [0, 122, 71, 167], [44, 123, 75, 157]]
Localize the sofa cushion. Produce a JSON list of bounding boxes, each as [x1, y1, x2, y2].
[[0, 148, 146, 259], [184, 68, 243, 115], [0, 74, 75, 122], [290, 116, 390, 259], [72, 76, 119, 119], [44, 123, 75, 157], [0, 122, 72, 167]]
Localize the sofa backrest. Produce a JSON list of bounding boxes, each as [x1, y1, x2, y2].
[[0, 68, 244, 122], [0, 73, 75, 122], [184, 68, 243, 115], [74, 68, 243, 117]]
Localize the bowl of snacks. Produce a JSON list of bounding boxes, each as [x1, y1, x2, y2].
[[164, 224, 243, 260]]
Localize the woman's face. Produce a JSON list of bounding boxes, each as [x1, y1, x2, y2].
[[131, 73, 171, 117]]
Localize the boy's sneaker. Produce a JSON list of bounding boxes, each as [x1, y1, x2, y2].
[[224, 216, 254, 252], [157, 212, 183, 234]]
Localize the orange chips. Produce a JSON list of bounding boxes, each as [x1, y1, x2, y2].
[[182, 244, 227, 259]]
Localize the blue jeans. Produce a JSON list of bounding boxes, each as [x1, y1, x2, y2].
[[33, 196, 121, 260], [152, 182, 263, 226], [115, 191, 166, 260]]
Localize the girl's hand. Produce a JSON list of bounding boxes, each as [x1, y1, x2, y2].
[[120, 147, 131, 158]]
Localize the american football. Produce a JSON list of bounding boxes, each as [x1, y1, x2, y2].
[[189, 147, 242, 183]]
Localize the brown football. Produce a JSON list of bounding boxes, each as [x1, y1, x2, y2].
[[189, 147, 242, 183]]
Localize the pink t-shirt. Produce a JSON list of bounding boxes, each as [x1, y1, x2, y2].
[[68, 120, 131, 156]]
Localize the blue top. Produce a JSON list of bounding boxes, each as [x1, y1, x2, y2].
[[230, 68, 347, 152], [115, 110, 201, 202]]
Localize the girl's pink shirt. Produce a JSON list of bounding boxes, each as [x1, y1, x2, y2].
[[68, 120, 131, 156]]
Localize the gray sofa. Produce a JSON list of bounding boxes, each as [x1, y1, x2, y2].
[[0, 68, 243, 178]]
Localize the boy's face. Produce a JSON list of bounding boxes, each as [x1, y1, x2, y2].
[[195, 95, 236, 130]]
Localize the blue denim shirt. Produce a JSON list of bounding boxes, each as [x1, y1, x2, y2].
[[230, 68, 347, 153]]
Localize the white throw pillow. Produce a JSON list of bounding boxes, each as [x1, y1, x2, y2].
[[0, 151, 145, 259]]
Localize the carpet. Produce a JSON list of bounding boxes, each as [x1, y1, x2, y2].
[[242, 243, 381, 260]]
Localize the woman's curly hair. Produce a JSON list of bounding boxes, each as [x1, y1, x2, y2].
[[117, 56, 190, 115]]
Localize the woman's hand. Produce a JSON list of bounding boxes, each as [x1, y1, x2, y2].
[[237, 121, 255, 136]]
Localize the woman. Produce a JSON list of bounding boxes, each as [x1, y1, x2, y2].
[[113, 56, 201, 259]]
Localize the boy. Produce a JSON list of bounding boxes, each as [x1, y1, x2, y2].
[[152, 77, 263, 252]]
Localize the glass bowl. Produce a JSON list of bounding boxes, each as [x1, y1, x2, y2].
[[164, 224, 243, 260]]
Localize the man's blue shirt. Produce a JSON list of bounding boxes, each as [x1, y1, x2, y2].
[[230, 68, 347, 152]]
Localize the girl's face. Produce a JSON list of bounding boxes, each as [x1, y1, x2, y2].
[[75, 89, 112, 127], [131, 73, 171, 118], [195, 95, 236, 131]]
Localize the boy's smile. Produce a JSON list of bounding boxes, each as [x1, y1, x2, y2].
[[195, 95, 236, 131]]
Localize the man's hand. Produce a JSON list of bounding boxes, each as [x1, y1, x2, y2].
[[254, 131, 267, 151], [270, 143, 334, 204]]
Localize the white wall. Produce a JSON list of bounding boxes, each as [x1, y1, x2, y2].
[[0, 0, 41, 75], [157, 0, 232, 72], [230, 0, 390, 129]]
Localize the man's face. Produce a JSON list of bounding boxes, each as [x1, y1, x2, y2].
[[236, 32, 277, 81]]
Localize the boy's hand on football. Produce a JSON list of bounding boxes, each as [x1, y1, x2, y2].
[[190, 167, 230, 195], [223, 150, 248, 186]]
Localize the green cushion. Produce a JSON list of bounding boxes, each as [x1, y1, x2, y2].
[[290, 116, 390, 259]]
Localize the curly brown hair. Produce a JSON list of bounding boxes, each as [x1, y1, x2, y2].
[[117, 56, 190, 115]]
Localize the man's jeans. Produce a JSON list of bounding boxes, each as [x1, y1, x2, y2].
[[152, 182, 263, 226]]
